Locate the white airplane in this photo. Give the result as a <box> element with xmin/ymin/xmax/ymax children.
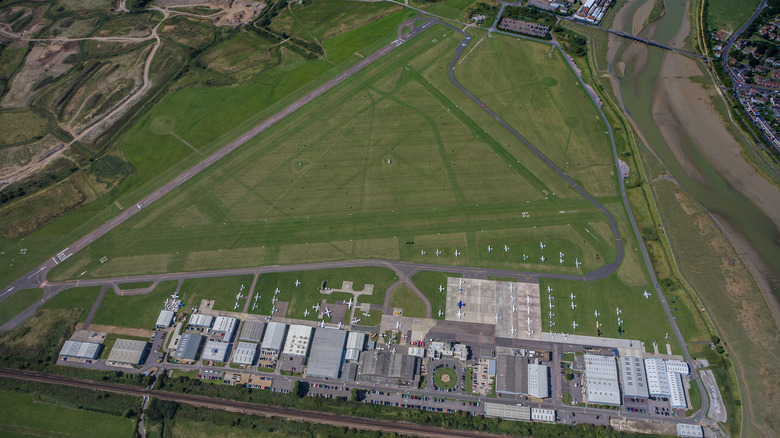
<box><xmin>539</xmin><ymin>242</ymin><xmax>546</xmax><ymax>249</ymax></box>
<box><xmin>295</xmin><ymin>279</ymin><xmax>301</xmax><ymax>287</ymax></box>
<box><xmin>318</xmin><ymin>320</ymin><xmax>326</xmax><ymax>328</ymax></box>
<box><xmin>439</xmin><ymin>285</ymin><xmax>444</xmax><ymax>292</ymax></box>
<box><xmin>540</xmin><ymin>256</ymin><xmax>547</xmax><ymax>262</ymax></box>
<box><xmin>421</xmin><ymin>250</ymin><xmax>426</xmax><ymax>256</ymax></box>
<box><xmin>510</xmin><ymin>295</ymin><xmax>516</xmax><ymax>302</ymax></box>
<box><xmin>616</xmin><ymin>307</ymin><xmax>622</xmax><ymax>315</ymax></box>
<box><xmin>352</xmin><ymin>318</ymin><xmax>361</xmax><ymax>324</ymax></box>
<box><xmin>572</xmin><ymin>321</ymin><xmax>578</xmax><ymax>330</ymax></box>
<box><xmin>570</xmin><ymin>302</ymin><xmax>577</xmax><ymax>310</ymax></box>
<box><xmin>363</xmin><ymin>312</ymin><xmax>371</xmax><ymax>317</ymax></box>
<box><xmin>643</xmin><ymin>290</ymin><xmax>652</xmax><ymax>299</ymax></box>
<box><xmin>323</xmin><ymin>307</ymin><xmax>332</xmax><ymax>317</ymax></box>
<box><xmin>575</xmin><ymin>258</ymin><xmax>581</xmax><ymax>269</ymax></box>
<box><xmin>559</xmin><ymin>252</ymin><xmax>565</xmax><ymax>258</ymax></box>
<box><xmin>274</xmin><ymin>288</ymin><xmax>280</xmax><ymax>295</ymax></box>
<box><xmin>548</xmin><ymin>301</ymin><xmax>554</xmax><ymax>309</ymax></box>
<box><xmin>488</xmin><ymin>245</ymin><xmax>493</xmax><ymax>253</ymax></box>
<box><xmin>171</xmin><ymin>292</ymin><xmax>178</xmax><ymax>299</ymax></box>
<box><xmin>523</xmin><ymin>254</ymin><xmax>528</xmax><ymax>261</ymax></box>
<box><xmin>252</xmin><ymin>303</ymin><xmax>257</xmax><ymax>311</ymax></box>
<box><xmin>271</xmin><ymin>297</ymin><xmax>277</xmax><ymax>304</ymax></box>
<box><xmin>549</xmin><ymin>311</ymin><xmax>554</xmax><ymax>319</ymax></box>
<box><xmin>570</xmin><ymin>293</ymin><xmax>576</xmax><ymax>301</ymax></box>
<box><xmin>454</xmin><ymin>250</ymin><xmax>460</xmax><ymax>257</ymax></box>
<box><xmin>344</xmin><ymin>298</ymin><xmax>354</xmax><ymax>309</ymax></box>
<box><xmin>594</xmin><ymin>310</ymin><xmax>600</xmax><ymax>318</ymax></box>
<box><xmin>559</xmin><ymin>258</ymin><xmax>564</xmax><ymax>265</ymax></box>
<box><xmin>395</xmin><ymin>321</ymin><xmax>401</xmax><ymax>330</ymax></box>
<box><xmin>435</xmin><ymin>249</ymin><xmax>441</xmax><ymax>256</ymax></box>
<box><xmin>313</xmin><ymin>303</ymin><xmax>321</xmax><ymax>312</ymax></box>
<box><xmin>526</xmin><ymin>295</ymin><xmax>531</xmax><ymax>304</ymax></box>
<box><xmin>527</xmin><ymin>316</ymin><xmax>532</xmax><ymax>325</ymax></box>
<box><xmin>547</xmin><ymin>285</ymin><xmax>553</xmax><ymax>293</ymax></box>
<box><xmin>510</xmin><ymin>326</ymin><xmax>517</xmax><ymax>335</ymax></box>
<box><xmin>236</xmin><ymin>293</ymin><xmax>242</xmax><ymax>300</ymax></box>
<box><xmin>495</xmin><ymin>313</ymin><xmax>501</xmax><ymax>322</ymax></box>
<box><xmin>512</xmin><ymin>304</ymin><xmax>518</xmax><ymax>312</ymax></box>
<box><xmin>617</xmin><ymin>317</ymin><xmax>623</xmax><ymax>325</ymax></box>
<box><xmin>338</xmin><ymin>322</ymin><xmax>344</xmax><ymax>330</ymax></box>
<box><xmin>504</xmin><ymin>245</ymin><xmax>510</xmax><ymax>252</ymax></box>
<box><xmin>240</xmin><ymin>284</ymin><xmax>245</xmax><ymax>291</ymax></box>
<box><xmin>459</xmin><ymin>279</ymin><xmax>465</xmax><ymax>286</ymax></box>
<box><xmin>664</xmin><ymin>333</ymin><xmax>670</xmax><ymax>340</ymax></box>
<box><xmin>254</xmin><ymin>294</ymin><xmax>260</xmax><ymax>301</ymax></box>
<box><xmin>438</xmin><ymin>309</ymin><xmax>443</xmax><ymax>317</ymax></box>
<box><xmin>457</xmin><ymin>309</ymin><xmax>464</xmax><ymax>319</ymax></box>
<box><xmin>271</xmin><ymin>306</ymin><xmax>278</xmax><ymax>314</ymax></box>
<box><xmin>234</xmin><ymin>302</ymin><xmax>239</xmax><ymax>310</ymax></box>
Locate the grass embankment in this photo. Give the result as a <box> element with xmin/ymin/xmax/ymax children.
<box><xmin>38</xmin><ymin>286</ymin><xmax>102</xmax><ymax>322</ymax></box>
<box><xmin>0</xmin><ymin>289</ymin><xmax>43</xmax><ymax>326</ymax></box>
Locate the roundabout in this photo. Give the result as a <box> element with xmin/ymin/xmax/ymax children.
<box><xmin>433</xmin><ymin>366</ymin><xmax>458</xmax><ymax>391</ymax></box>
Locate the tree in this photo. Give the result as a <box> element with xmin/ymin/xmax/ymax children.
<box><xmin>749</xmin><ymin>55</ymin><xmax>760</xmax><ymax>67</ymax></box>
<box><xmin>350</xmin><ymin>388</ymin><xmax>360</xmax><ymax>402</ymax></box>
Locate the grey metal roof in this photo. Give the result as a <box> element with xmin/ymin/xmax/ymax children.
<box><xmin>619</xmin><ymin>356</ymin><xmax>649</xmax><ymax>398</ymax></box>
<box><xmin>240</xmin><ymin>320</ymin><xmax>265</xmax><ymax>343</ymax></box>
<box><xmin>59</xmin><ymin>340</ymin><xmax>101</xmax><ymax>359</ymax></box>
<box><xmin>527</xmin><ymin>363</ymin><xmax>549</xmax><ymax>399</ymax></box>
<box><xmin>232</xmin><ymin>342</ymin><xmax>258</xmax><ymax>366</ymax></box>
<box><xmin>201</xmin><ymin>340</ymin><xmax>230</xmax><ymax>362</ymax></box>
<box><xmin>261</xmin><ymin>322</ymin><xmax>287</xmax><ymax>351</ymax></box>
<box><xmin>174</xmin><ymin>333</ymin><xmax>204</xmax><ymax>361</ymax></box>
<box><xmin>107</xmin><ymin>339</ymin><xmax>148</xmax><ymax>364</ymax></box>
<box><xmin>306</xmin><ymin>328</ymin><xmax>347</xmax><ymax>379</ymax></box>
<box><xmin>156</xmin><ymin>310</ymin><xmax>175</xmax><ymax>328</ymax></box>
<box><xmin>496</xmin><ymin>354</ymin><xmax>527</xmax><ymax>395</ymax></box>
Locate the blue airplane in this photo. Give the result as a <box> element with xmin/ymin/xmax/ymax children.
<box><xmin>458</xmin><ymin>300</ymin><xmax>464</xmax><ymax>309</ymax></box>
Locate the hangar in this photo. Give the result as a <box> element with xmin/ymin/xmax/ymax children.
<box><xmin>202</xmin><ymin>340</ymin><xmax>231</xmax><ymax>362</ymax></box>
<box><xmin>173</xmin><ymin>333</ymin><xmax>204</xmax><ymax>362</ymax></box>
<box><xmin>283</xmin><ymin>325</ymin><xmax>313</xmax><ymax>357</ymax></box>
<box><xmin>307</xmin><ymin>328</ymin><xmax>347</xmax><ymax>379</ymax></box>
<box><xmin>107</xmin><ymin>339</ymin><xmax>148</xmax><ymax>365</ymax></box>
<box><xmin>156</xmin><ymin>310</ymin><xmax>175</xmax><ymax>329</ymax></box>
<box><xmin>584</xmin><ymin>354</ymin><xmax>621</xmax><ymax>406</ymax></box>
<box><xmin>59</xmin><ymin>341</ymin><xmax>101</xmax><ymax>360</ymax></box>
<box><xmin>188</xmin><ymin>314</ymin><xmax>214</xmax><ymax>328</ymax></box>
<box><xmin>261</xmin><ymin>322</ymin><xmax>287</xmax><ymax>357</ymax></box>
<box><xmin>232</xmin><ymin>342</ymin><xmax>258</xmax><ymax>366</ymax></box>
<box><xmin>619</xmin><ymin>356</ymin><xmax>649</xmax><ymax>398</ymax></box>
<box><xmin>240</xmin><ymin>320</ymin><xmax>266</xmax><ymax>343</ymax></box>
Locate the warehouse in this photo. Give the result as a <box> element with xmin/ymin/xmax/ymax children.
<box><xmin>527</xmin><ymin>362</ymin><xmax>550</xmax><ymax>399</ymax></box>
<box><xmin>666</xmin><ymin>360</ymin><xmax>689</xmax><ymax>375</ymax></box>
<box><xmin>345</xmin><ymin>331</ymin><xmax>366</xmax><ymax>362</ymax></box>
<box><xmin>584</xmin><ymin>354</ymin><xmax>621</xmax><ymax>406</ymax></box>
<box><xmin>282</xmin><ymin>324</ymin><xmax>313</xmax><ymax>357</ymax></box>
<box><xmin>212</xmin><ymin>316</ymin><xmax>238</xmax><ymax>339</ymax></box>
<box><xmin>156</xmin><ymin>310</ymin><xmax>175</xmax><ymax>328</ymax></box>
<box><xmin>484</xmin><ymin>403</ymin><xmax>531</xmax><ymax>421</ymax></box>
<box><xmin>240</xmin><ymin>320</ymin><xmax>265</xmax><ymax>343</ymax></box>
<box><xmin>188</xmin><ymin>314</ymin><xmax>214</xmax><ymax>329</ymax></box>
<box><xmin>261</xmin><ymin>322</ymin><xmax>287</xmax><ymax>358</ymax></box>
<box><xmin>107</xmin><ymin>339</ymin><xmax>148</xmax><ymax>365</ymax></box>
<box><xmin>358</xmin><ymin>350</ymin><xmax>420</xmax><ymax>386</ymax></box>
<box><xmin>59</xmin><ymin>340</ymin><xmax>101</xmax><ymax>360</ymax></box>
<box><xmin>531</xmin><ymin>408</ymin><xmax>556</xmax><ymax>422</ymax></box>
<box><xmin>232</xmin><ymin>342</ymin><xmax>258</xmax><ymax>366</ymax></box>
<box><xmin>307</xmin><ymin>328</ymin><xmax>347</xmax><ymax>379</ymax></box>
<box><xmin>202</xmin><ymin>340</ymin><xmax>231</xmax><ymax>362</ymax></box>
<box><xmin>645</xmin><ymin>358</ymin><xmax>671</xmax><ymax>396</ymax></box>
<box><xmin>173</xmin><ymin>333</ymin><xmax>205</xmax><ymax>362</ymax></box>
<box><xmin>668</xmin><ymin>371</ymin><xmax>687</xmax><ymax>408</ymax></box>
<box><xmin>619</xmin><ymin>356</ymin><xmax>649</xmax><ymax>398</ymax></box>
<box><xmin>496</xmin><ymin>354</ymin><xmax>528</xmax><ymax>395</ymax></box>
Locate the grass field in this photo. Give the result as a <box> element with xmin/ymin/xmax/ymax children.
<box><xmin>0</xmin><ymin>390</ymin><xmax>136</xmax><ymax>437</ymax></box>
<box><xmin>0</xmin><ymin>110</ymin><xmax>49</xmax><ymax>145</ymax></box>
<box><xmin>389</xmin><ymin>285</ymin><xmax>426</xmax><ymax>318</ymax></box>
<box><xmin>38</xmin><ymin>286</ymin><xmax>101</xmax><ymax>322</ymax></box>
<box><xmin>49</xmin><ymin>24</ymin><xmax>618</xmax><ymax>284</ymax></box>
<box><xmin>117</xmin><ymin>281</ymin><xmax>153</xmax><ymax>290</ymax></box>
<box><xmin>411</xmin><ymin>270</ymin><xmax>462</xmax><ymax>319</ymax></box>
<box><xmin>92</xmin><ymin>280</ymin><xmax>178</xmax><ymax>329</ymax></box>
<box><xmin>180</xmin><ymin>275</ymin><xmax>253</xmax><ymax>312</ymax></box>
<box><xmin>0</xmin><ymin>288</ymin><xmax>43</xmax><ymax>326</ymax></box>
<box><xmin>707</xmin><ymin>0</ymin><xmax>761</xmax><ymax>33</ymax></box>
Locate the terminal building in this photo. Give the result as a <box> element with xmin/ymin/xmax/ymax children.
<box><xmin>358</xmin><ymin>350</ymin><xmax>420</xmax><ymax>387</ymax></box>
<box><xmin>307</xmin><ymin>328</ymin><xmax>347</xmax><ymax>379</ymax></box>
<box><xmin>232</xmin><ymin>342</ymin><xmax>258</xmax><ymax>366</ymax></box>
<box><xmin>428</xmin><ymin>342</ymin><xmax>469</xmax><ymax>361</ymax></box>
<box><xmin>155</xmin><ymin>310</ymin><xmax>175</xmax><ymax>329</ymax></box>
<box><xmin>212</xmin><ymin>316</ymin><xmax>238</xmax><ymax>339</ymax></box>
<box><xmin>527</xmin><ymin>362</ymin><xmax>550</xmax><ymax>399</ymax></box>
<box><xmin>201</xmin><ymin>340</ymin><xmax>231</xmax><ymax>362</ymax></box>
<box><xmin>188</xmin><ymin>314</ymin><xmax>214</xmax><ymax>329</ymax></box>
<box><xmin>173</xmin><ymin>333</ymin><xmax>204</xmax><ymax>363</ymax></box>
<box><xmin>619</xmin><ymin>356</ymin><xmax>649</xmax><ymax>399</ymax></box>
<box><xmin>261</xmin><ymin>322</ymin><xmax>287</xmax><ymax>358</ymax></box>
<box><xmin>645</xmin><ymin>358</ymin><xmax>671</xmax><ymax>397</ymax></box>
<box><xmin>282</xmin><ymin>325</ymin><xmax>313</xmax><ymax>357</ymax></box>
<box><xmin>240</xmin><ymin>320</ymin><xmax>266</xmax><ymax>343</ymax></box>
<box><xmin>59</xmin><ymin>341</ymin><xmax>102</xmax><ymax>360</ymax></box>
<box><xmin>107</xmin><ymin>339</ymin><xmax>148</xmax><ymax>365</ymax></box>
<box><xmin>584</xmin><ymin>354</ymin><xmax>621</xmax><ymax>406</ymax></box>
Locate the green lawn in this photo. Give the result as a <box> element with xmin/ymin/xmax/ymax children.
<box><xmin>180</xmin><ymin>275</ymin><xmax>253</xmax><ymax>312</ymax></box>
<box><xmin>433</xmin><ymin>366</ymin><xmax>457</xmax><ymax>390</ymax></box>
<box><xmin>0</xmin><ymin>288</ymin><xmax>43</xmax><ymax>326</ymax></box>
<box><xmin>388</xmin><ymin>285</ymin><xmax>426</xmax><ymax>318</ymax></box>
<box><xmin>39</xmin><ymin>286</ymin><xmax>101</xmax><ymax>322</ymax></box>
<box><xmin>357</xmin><ymin>310</ymin><xmax>382</xmax><ymax>327</ymax></box>
<box><xmin>0</xmin><ymin>390</ymin><xmax>136</xmax><ymax>436</ymax></box>
<box><xmin>117</xmin><ymin>281</ymin><xmax>153</xmax><ymax>290</ymax></box>
<box><xmin>707</xmin><ymin>0</ymin><xmax>761</xmax><ymax>33</ymax></box>
<box><xmin>92</xmin><ymin>280</ymin><xmax>178</xmax><ymax>329</ymax></box>
<box><xmin>411</xmin><ymin>270</ymin><xmax>462</xmax><ymax>319</ymax></box>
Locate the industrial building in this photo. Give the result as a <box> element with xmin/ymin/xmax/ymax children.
<box><xmin>188</xmin><ymin>313</ymin><xmax>214</xmax><ymax>328</ymax></box>
<box><xmin>619</xmin><ymin>356</ymin><xmax>649</xmax><ymax>398</ymax></box>
<box><xmin>212</xmin><ymin>316</ymin><xmax>238</xmax><ymax>339</ymax></box>
<box><xmin>173</xmin><ymin>333</ymin><xmax>205</xmax><ymax>362</ymax></box>
<box><xmin>645</xmin><ymin>358</ymin><xmax>671</xmax><ymax>396</ymax></box>
<box><xmin>156</xmin><ymin>310</ymin><xmax>175</xmax><ymax>328</ymax></box>
<box><xmin>341</xmin><ymin>362</ymin><xmax>359</xmax><ymax>381</ymax></box>
<box><xmin>201</xmin><ymin>340</ymin><xmax>231</xmax><ymax>362</ymax></box>
<box><xmin>668</xmin><ymin>371</ymin><xmax>687</xmax><ymax>408</ymax></box>
<box><xmin>484</xmin><ymin>403</ymin><xmax>531</xmax><ymax>421</ymax></box>
<box><xmin>282</xmin><ymin>325</ymin><xmax>313</xmax><ymax>357</ymax></box>
<box><xmin>666</xmin><ymin>360</ymin><xmax>689</xmax><ymax>375</ymax></box>
<box><xmin>427</xmin><ymin>342</ymin><xmax>469</xmax><ymax>361</ymax></box>
<box><xmin>261</xmin><ymin>322</ymin><xmax>287</xmax><ymax>358</ymax></box>
<box><xmin>107</xmin><ymin>339</ymin><xmax>148</xmax><ymax>365</ymax></box>
<box><xmin>531</xmin><ymin>408</ymin><xmax>556</xmax><ymax>422</ymax></box>
<box><xmin>307</xmin><ymin>328</ymin><xmax>347</xmax><ymax>379</ymax></box>
<box><xmin>527</xmin><ymin>362</ymin><xmax>550</xmax><ymax>399</ymax></box>
<box><xmin>345</xmin><ymin>331</ymin><xmax>366</xmax><ymax>362</ymax></box>
<box><xmin>232</xmin><ymin>342</ymin><xmax>258</xmax><ymax>366</ymax></box>
<box><xmin>358</xmin><ymin>350</ymin><xmax>420</xmax><ymax>386</ymax></box>
<box><xmin>407</xmin><ymin>346</ymin><xmax>425</xmax><ymax>358</ymax></box>
<box><xmin>584</xmin><ymin>354</ymin><xmax>621</xmax><ymax>406</ymax></box>
<box><xmin>240</xmin><ymin>320</ymin><xmax>265</xmax><ymax>343</ymax></box>
<box><xmin>496</xmin><ymin>354</ymin><xmax>528</xmax><ymax>395</ymax></box>
<box><xmin>59</xmin><ymin>341</ymin><xmax>101</xmax><ymax>360</ymax></box>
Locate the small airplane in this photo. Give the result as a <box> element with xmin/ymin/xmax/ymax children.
<box><xmin>435</xmin><ymin>249</ymin><xmax>441</xmax><ymax>256</ymax></box>
<box><xmin>559</xmin><ymin>257</ymin><xmax>564</xmax><ymax>265</ymax></box>
<box><xmin>643</xmin><ymin>290</ymin><xmax>652</xmax><ymax>299</ymax></box>
<box><xmin>572</xmin><ymin>321</ymin><xmax>578</xmax><ymax>330</ymax></box>
<box><xmin>271</xmin><ymin>306</ymin><xmax>278</xmax><ymax>314</ymax></box>
<box><xmin>512</xmin><ymin>304</ymin><xmax>518</xmax><ymax>312</ymax></box>
<box><xmin>271</xmin><ymin>297</ymin><xmax>277</xmax><ymax>304</ymax></box>
<box><xmin>616</xmin><ymin>307</ymin><xmax>622</xmax><ymax>315</ymax></box>
<box><xmin>540</xmin><ymin>256</ymin><xmax>547</xmax><ymax>262</ymax></box>
<box><xmin>510</xmin><ymin>326</ymin><xmax>517</xmax><ymax>335</ymax></box>
<box><xmin>344</xmin><ymin>298</ymin><xmax>354</xmax><ymax>309</ymax></box>
<box><xmin>459</xmin><ymin>278</ymin><xmax>465</xmax><ymax>286</ymax></box>
<box><xmin>254</xmin><ymin>294</ymin><xmax>260</xmax><ymax>301</ymax></box>
<box><xmin>594</xmin><ymin>310</ymin><xmax>600</xmax><ymax>318</ymax></box>
<box><xmin>549</xmin><ymin>311</ymin><xmax>554</xmax><ymax>319</ymax></box>
<box><xmin>421</xmin><ymin>250</ymin><xmax>426</xmax><ymax>256</ymax></box>
<box><xmin>457</xmin><ymin>300</ymin><xmax>464</xmax><ymax>309</ymax></box>
<box><xmin>510</xmin><ymin>295</ymin><xmax>516</xmax><ymax>302</ymax></box>
<box><xmin>363</xmin><ymin>311</ymin><xmax>371</xmax><ymax>317</ymax></box>
<box><xmin>523</xmin><ymin>254</ymin><xmax>528</xmax><ymax>261</ymax></box>
<box><xmin>234</xmin><ymin>302</ymin><xmax>239</xmax><ymax>310</ymax></box>
<box><xmin>540</xmin><ymin>242</ymin><xmax>546</xmax><ymax>249</ymax></box>
<box><xmin>495</xmin><ymin>313</ymin><xmax>501</xmax><ymax>322</ymax></box>
<box><xmin>547</xmin><ymin>286</ymin><xmax>553</xmax><ymax>293</ymax></box>
<box><xmin>323</xmin><ymin>307</ymin><xmax>332</xmax><ymax>317</ymax></box>
<box><xmin>236</xmin><ymin>293</ymin><xmax>243</xmax><ymax>300</ymax></box>
<box><xmin>488</xmin><ymin>245</ymin><xmax>493</xmax><ymax>253</ymax></box>
<box><xmin>570</xmin><ymin>302</ymin><xmax>577</xmax><ymax>310</ymax></box>
<box><xmin>240</xmin><ymin>284</ymin><xmax>245</xmax><ymax>291</ymax></box>
<box><xmin>295</xmin><ymin>279</ymin><xmax>301</xmax><ymax>287</ymax></box>
<box><xmin>664</xmin><ymin>333</ymin><xmax>670</xmax><ymax>340</ymax></box>
<box><xmin>304</xmin><ymin>309</ymin><xmax>310</xmax><ymax>317</ymax></box>
<box><xmin>438</xmin><ymin>285</ymin><xmax>444</xmax><ymax>292</ymax></box>
<box><xmin>274</xmin><ymin>288</ymin><xmax>280</xmax><ymax>295</ymax></box>
<box><xmin>548</xmin><ymin>301</ymin><xmax>554</xmax><ymax>309</ymax></box>
<box><xmin>337</xmin><ymin>321</ymin><xmax>344</xmax><ymax>330</ymax></box>
<box><xmin>617</xmin><ymin>317</ymin><xmax>623</xmax><ymax>325</ymax></box>
<box><xmin>318</xmin><ymin>320</ymin><xmax>326</xmax><ymax>328</ymax></box>
<box><xmin>313</xmin><ymin>303</ymin><xmax>321</xmax><ymax>312</ymax></box>
<box><xmin>559</xmin><ymin>252</ymin><xmax>565</xmax><ymax>258</ymax></box>
<box><xmin>352</xmin><ymin>318</ymin><xmax>361</xmax><ymax>324</ymax></box>
<box><xmin>457</xmin><ymin>309</ymin><xmax>464</xmax><ymax>319</ymax></box>
<box><xmin>527</xmin><ymin>316</ymin><xmax>532</xmax><ymax>325</ymax></box>
<box><xmin>395</xmin><ymin>321</ymin><xmax>401</xmax><ymax>330</ymax></box>
<box><xmin>570</xmin><ymin>293</ymin><xmax>576</xmax><ymax>301</ymax></box>
<box><xmin>575</xmin><ymin>258</ymin><xmax>581</xmax><ymax>269</ymax></box>
<box><xmin>252</xmin><ymin>303</ymin><xmax>257</xmax><ymax>311</ymax></box>
<box><xmin>504</xmin><ymin>245</ymin><xmax>510</xmax><ymax>252</ymax></box>
<box><xmin>526</xmin><ymin>295</ymin><xmax>531</xmax><ymax>304</ymax></box>
<box><xmin>438</xmin><ymin>309</ymin><xmax>443</xmax><ymax>317</ymax></box>
<box><xmin>454</xmin><ymin>250</ymin><xmax>460</xmax><ymax>257</ymax></box>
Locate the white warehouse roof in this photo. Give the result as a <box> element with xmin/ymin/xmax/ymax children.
<box><xmin>261</xmin><ymin>322</ymin><xmax>287</xmax><ymax>352</ymax></box>
<box><xmin>283</xmin><ymin>325</ymin><xmax>313</xmax><ymax>357</ymax></box>
<box><xmin>645</xmin><ymin>358</ymin><xmax>671</xmax><ymax>396</ymax></box>
<box><xmin>345</xmin><ymin>332</ymin><xmax>366</xmax><ymax>362</ymax></box>
<box><xmin>212</xmin><ymin>316</ymin><xmax>237</xmax><ymax>336</ymax></box>
<box><xmin>232</xmin><ymin>342</ymin><xmax>258</xmax><ymax>366</ymax></box>
<box><xmin>584</xmin><ymin>354</ymin><xmax>621</xmax><ymax>406</ymax></box>
<box><xmin>201</xmin><ymin>340</ymin><xmax>230</xmax><ymax>362</ymax></box>
<box><xmin>668</xmin><ymin>371</ymin><xmax>687</xmax><ymax>408</ymax></box>
<box><xmin>156</xmin><ymin>310</ymin><xmax>175</xmax><ymax>328</ymax></box>
<box><xmin>188</xmin><ymin>313</ymin><xmax>214</xmax><ymax>328</ymax></box>
<box><xmin>528</xmin><ymin>363</ymin><xmax>549</xmax><ymax>399</ymax></box>
<box><xmin>619</xmin><ymin>356</ymin><xmax>649</xmax><ymax>398</ymax></box>
<box><xmin>666</xmin><ymin>360</ymin><xmax>689</xmax><ymax>375</ymax></box>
